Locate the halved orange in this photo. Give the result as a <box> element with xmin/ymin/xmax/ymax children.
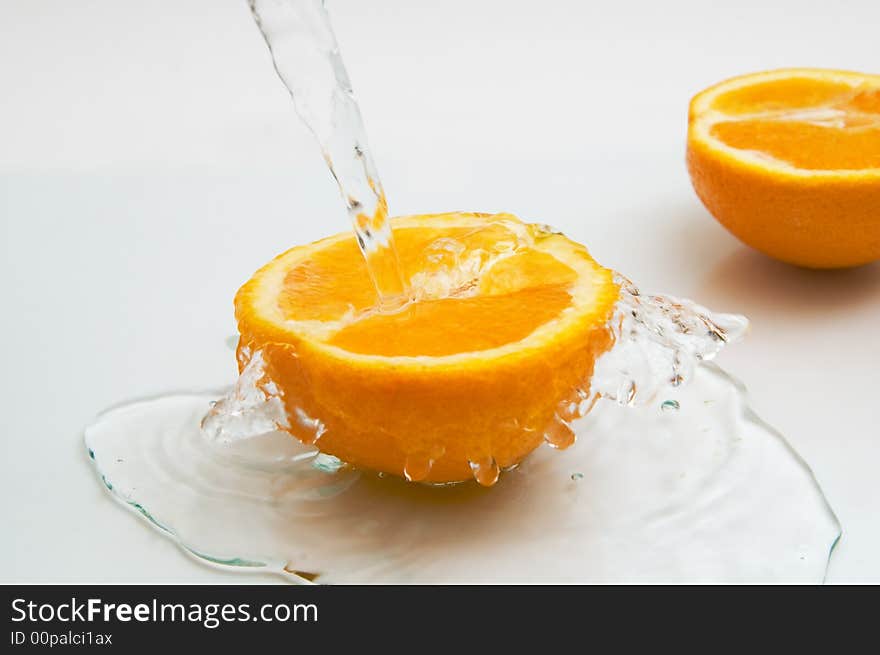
<box><xmin>234</xmin><ymin>212</ymin><xmax>619</xmax><ymax>485</ymax></box>
<box><xmin>687</xmin><ymin>68</ymin><xmax>880</xmax><ymax>268</ymax></box>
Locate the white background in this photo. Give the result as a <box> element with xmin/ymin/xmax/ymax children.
<box><xmin>1</xmin><ymin>0</ymin><xmax>878</xmax><ymax>583</ymax></box>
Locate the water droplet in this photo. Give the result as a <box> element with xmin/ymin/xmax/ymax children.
<box><xmin>533</xmin><ymin>223</ymin><xmax>563</xmax><ymax>238</ymax></box>
<box><xmin>661</xmin><ymin>399</ymin><xmax>680</xmax><ymax>413</ymax></box>
<box><xmin>570</xmin><ymin>472</ymin><xmax>584</xmax><ymax>481</ymax></box>
<box><xmin>611</xmin><ymin>379</ymin><xmax>637</xmax><ymax>406</ymax></box>
<box><xmin>294</xmin><ymin>407</ymin><xmax>326</xmax><ymax>445</ymax></box>
<box><xmin>544</xmin><ymin>415</ymin><xmax>576</xmax><ymax>450</ymax></box>
<box><xmin>403</xmin><ymin>452</ymin><xmax>435</xmax><ymax>483</ymax></box>
<box><xmin>558</xmin><ymin>401</ymin><xmax>579</xmax><ymax>422</ymax></box>
<box><xmin>578</xmin><ymin>391</ymin><xmax>599</xmax><ymax>418</ymax></box>
<box><xmin>556</xmin><ymin>388</ymin><xmax>590</xmax><ymax>422</ymax></box>
<box><xmin>311</xmin><ymin>453</ymin><xmax>345</xmax><ymax>473</ymax></box>
<box><xmin>468</xmin><ymin>456</ymin><xmax>500</xmax><ymax>487</ymax></box>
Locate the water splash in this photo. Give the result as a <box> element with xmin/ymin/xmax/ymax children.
<box><xmin>590</xmin><ymin>274</ymin><xmax>749</xmax><ymax>407</ymax></box>
<box><xmin>200</xmin><ymin>350</ymin><xmax>290</xmax><ymax>443</ymax></box>
<box><xmin>408</xmin><ymin>217</ymin><xmax>532</xmax><ymax>301</ymax></box>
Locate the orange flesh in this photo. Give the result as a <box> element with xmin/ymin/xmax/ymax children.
<box><xmin>710</xmin><ymin>78</ymin><xmax>856</xmax><ymax>114</ymax></box>
<box><xmin>711</xmin><ymin>120</ymin><xmax>880</xmax><ymax>170</ymax></box>
<box><xmin>279</xmin><ymin>227</ymin><xmax>455</xmax><ymax>322</ymax></box>
<box><xmin>279</xmin><ymin>224</ymin><xmax>581</xmax><ymax>356</ymax></box>
<box><xmin>708</xmin><ymin>78</ymin><xmax>880</xmax><ymax>170</ymax></box>
<box><xmin>329</xmin><ymin>285</ymin><xmax>572</xmax><ymax>356</ymax></box>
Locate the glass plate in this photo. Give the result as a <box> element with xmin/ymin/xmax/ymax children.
<box><xmin>84</xmin><ymin>362</ymin><xmax>840</xmax><ymax>583</ymax></box>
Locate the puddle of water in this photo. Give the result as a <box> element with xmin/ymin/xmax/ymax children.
<box><xmin>85</xmin><ymin>358</ymin><xmax>839</xmax><ymax>583</ymax></box>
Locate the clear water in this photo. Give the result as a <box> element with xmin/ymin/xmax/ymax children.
<box><xmin>248</xmin><ymin>0</ymin><xmax>406</xmax><ymax>308</ymax></box>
